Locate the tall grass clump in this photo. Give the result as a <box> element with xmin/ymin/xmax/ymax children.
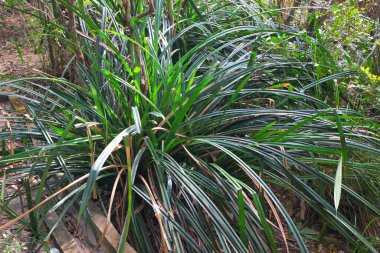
<box><xmin>0</xmin><ymin>0</ymin><xmax>379</xmax><ymax>252</ymax></box>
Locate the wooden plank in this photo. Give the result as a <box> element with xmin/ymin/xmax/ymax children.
<box><xmin>5</xmin><ymin>192</ymin><xmax>83</xmax><ymax>252</ymax></box>
<box><xmin>45</xmin><ymin>211</ymin><xmax>83</xmax><ymax>253</ymax></box>
<box><xmin>87</xmin><ymin>200</ymin><xmax>136</xmax><ymax>253</ymax></box>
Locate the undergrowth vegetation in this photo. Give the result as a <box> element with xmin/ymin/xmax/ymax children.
<box><xmin>0</xmin><ymin>0</ymin><xmax>379</xmax><ymax>252</ymax></box>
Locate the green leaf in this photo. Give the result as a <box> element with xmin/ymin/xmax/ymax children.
<box><xmin>77</xmin><ymin>126</ymin><xmax>136</xmax><ymax>220</ymax></box>
<box><xmin>334</xmin><ymin>156</ymin><xmax>343</xmax><ymax>212</ymax></box>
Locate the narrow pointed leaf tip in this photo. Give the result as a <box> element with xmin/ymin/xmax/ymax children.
<box><xmin>132</xmin><ymin>107</ymin><xmax>142</xmax><ymax>134</ymax></box>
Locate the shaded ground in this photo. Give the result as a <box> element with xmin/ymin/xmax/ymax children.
<box><xmin>0</xmin><ymin>7</ymin><xmax>44</xmax><ymax>252</ymax></box>
<box><xmin>0</xmin><ymin>9</ymin><xmax>42</xmax><ymax>78</ymax></box>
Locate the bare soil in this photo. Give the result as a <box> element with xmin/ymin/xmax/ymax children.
<box><xmin>0</xmin><ymin>9</ymin><xmax>42</xmax><ymax>79</ymax></box>
<box><xmin>0</xmin><ymin>7</ymin><xmax>45</xmax><ymax>252</ymax></box>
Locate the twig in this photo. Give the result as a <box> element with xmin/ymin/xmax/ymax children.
<box><xmin>361</xmin><ymin>40</ymin><xmax>380</xmax><ymax>66</ymax></box>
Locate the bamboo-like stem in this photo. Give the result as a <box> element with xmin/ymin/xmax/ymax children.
<box><xmin>122</xmin><ymin>0</ymin><xmax>132</xmax><ymax>33</ymax></box>
<box><xmin>117</xmin><ymin>136</ymin><xmax>133</xmax><ymax>253</ymax></box>
<box><xmin>136</xmin><ymin>0</ymin><xmax>155</xmax><ymax>18</ymax></box>
<box><xmin>87</xmin><ymin>126</ymin><xmax>97</xmax><ymax>199</ymax></box>
<box><xmin>167</xmin><ymin>0</ymin><xmax>175</xmax><ymax>38</ymax></box>
<box><xmin>67</xmin><ymin>0</ymin><xmax>85</xmax><ymax>82</ymax></box>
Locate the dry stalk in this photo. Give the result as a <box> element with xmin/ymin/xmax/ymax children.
<box><xmin>238</xmin><ymin>164</ymin><xmax>290</xmax><ymax>253</ymax></box>
<box><xmin>0</xmin><ymin>165</ymin><xmax>126</xmax><ymax>231</ymax></box>
<box><xmin>67</xmin><ymin>0</ymin><xmax>85</xmax><ymax>82</ymax></box>
<box><xmin>139</xmin><ymin>175</ymin><xmax>170</xmax><ymax>253</ymax></box>
<box><xmin>167</xmin><ymin>0</ymin><xmax>175</xmax><ymax>37</ymax></box>
<box><xmin>92</xmin><ymin>168</ymin><xmax>126</xmax><ymax>252</ymax></box>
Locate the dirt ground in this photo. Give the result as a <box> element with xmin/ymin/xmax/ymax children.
<box><xmin>0</xmin><ymin>7</ymin><xmax>45</xmax><ymax>252</ymax></box>
<box><xmin>0</xmin><ymin>9</ymin><xmax>43</xmax><ymax>78</ymax></box>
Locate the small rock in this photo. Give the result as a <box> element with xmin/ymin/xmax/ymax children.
<box><xmin>50</xmin><ymin>248</ymin><xmax>60</xmax><ymax>253</ymax></box>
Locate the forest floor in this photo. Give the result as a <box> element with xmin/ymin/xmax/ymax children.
<box><xmin>0</xmin><ymin>9</ymin><xmax>42</xmax><ymax>79</ymax></box>
<box><xmin>0</xmin><ymin>7</ymin><xmax>44</xmax><ymax>252</ymax></box>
